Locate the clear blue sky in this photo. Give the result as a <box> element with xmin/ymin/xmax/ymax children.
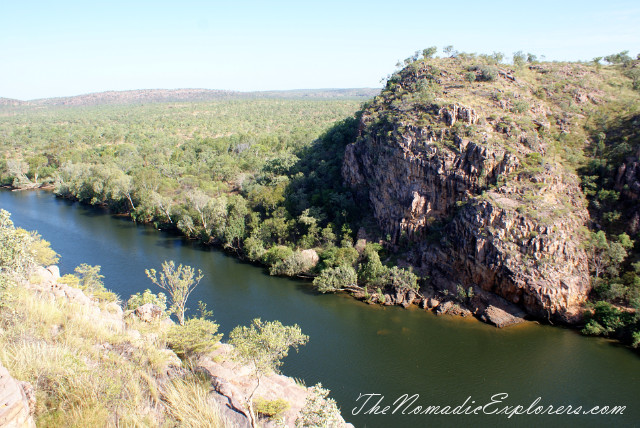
<box><xmin>1</xmin><ymin>0</ymin><xmax>639</xmax><ymax>100</ymax></box>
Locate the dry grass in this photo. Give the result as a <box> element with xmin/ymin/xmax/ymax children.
<box><xmin>0</xmin><ymin>280</ymin><xmax>229</xmax><ymax>427</ymax></box>
<box><xmin>162</xmin><ymin>376</ymin><xmax>233</xmax><ymax>428</ymax></box>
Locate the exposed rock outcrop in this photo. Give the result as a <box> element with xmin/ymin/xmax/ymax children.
<box><xmin>0</xmin><ymin>365</ymin><xmax>35</xmax><ymax>428</ymax></box>
<box><xmin>342</xmin><ymin>60</ymin><xmax>592</xmax><ymax>323</ymax></box>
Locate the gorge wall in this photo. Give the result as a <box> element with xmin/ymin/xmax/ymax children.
<box><xmin>342</xmin><ymin>59</ymin><xmax>596</xmax><ymax>323</ymax></box>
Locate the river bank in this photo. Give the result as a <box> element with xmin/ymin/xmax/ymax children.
<box><xmin>2</xmin><ymin>188</ymin><xmax>639</xmax><ymax>428</ymax></box>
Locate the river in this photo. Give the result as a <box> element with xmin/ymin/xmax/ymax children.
<box><xmin>1</xmin><ymin>189</ymin><xmax>639</xmax><ymax>428</ymax></box>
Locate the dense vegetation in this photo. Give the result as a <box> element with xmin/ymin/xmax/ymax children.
<box><xmin>2</xmin><ymin>49</ymin><xmax>640</xmax><ymax>349</ymax></box>
<box><xmin>0</xmin><ymin>95</ymin><xmax>419</xmax><ymax>302</ymax></box>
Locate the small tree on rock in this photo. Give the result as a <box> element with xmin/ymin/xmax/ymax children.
<box><xmin>229</xmin><ymin>318</ymin><xmax>309</xmax><ymax>428</ymax></box>
<box><xmin>145</xmin><ymin>260</ymin><xmax>203</xmax><ymax>325</ymax></box>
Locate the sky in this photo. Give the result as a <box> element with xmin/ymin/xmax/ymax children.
<box><xmin>1</xmin><ymin>0</ymin><xmax>639</xmax><ymax>100</ymax></box>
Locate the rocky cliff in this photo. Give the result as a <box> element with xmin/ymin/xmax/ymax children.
<box><xmin>342</xmin><ymin>58</ymin><xmax>606</xmax><ymax>323</ymax></box>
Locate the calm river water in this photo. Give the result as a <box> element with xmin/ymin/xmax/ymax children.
<box><xmin>1</xmin><ymin>189</ymin><xmax>639</xmax><ymax>428</ymax></box>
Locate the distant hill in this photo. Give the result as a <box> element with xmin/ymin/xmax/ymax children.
<box><xmin>0</xmin><ymin>97</ymin><xmax>26</xmax><ymax>107</ymax></box>
<box><xmin>7</xmin><ymin>88</ymin><xmax>380</xmax><ymax>107</ymax></box>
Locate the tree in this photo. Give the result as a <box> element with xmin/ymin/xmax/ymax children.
<box><xmin>74</xmin><ymin>263</ymin><xmax>105</xmax><ymax>292</ymax></box>
<box><xmin>145</xmin><ymin>260</ymin><xmax>203</xmax><ymax>325</ymax></box>
<box><xmin>229</xmin><ymin>318</ymin><xmax>309</xmax><ymax>428</ymax></box>
<box><xmin>588</xmin><ymin>231</ymin><xmax>633</xmax><ymax>279</ymax></box>
<box><xmin>512</xmin><ymin>51</ymin><xmax>526</xmax><ymax>66</ymax></box>
<box><xmin>107</xmin><ymin>169</ymin><xmax>137</xmax><ymax>211</ymax></box>
<box><xmin>422</xmin><ymin>46</ymin><xmax>437</xmax><ymax>59</ymax></box>
<box><xmin>381</xmin><ymin>266</ymin><xmax>419</xmax><ymax>290</ymax></box>
<box><xmin>443</xmin><ymin>45</ymin><xmax>456</xmax><ymax>57</ymax></box>
<box><xmin>313</xmin><ymin>266</ymin><xmax>357</xmax><ymax>293</ymax></box>
<box><xmin>295</xmin><ymin>383</ymin><xmax>343</xmax><ymax>428</ymax></box>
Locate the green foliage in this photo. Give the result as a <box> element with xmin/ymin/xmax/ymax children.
<box><xmin>422</xmin><ymin>46</ymin><xmax>437</xmax><ymax>59</ymax></box>
<box><xmin>513</xmin><ymin>51</ymin><xmax>526</xmax><ymax>67</ymax></box>
<box><xmin>469</xmin><ymin>65</ymin><xmax>497</xmax><ymax>82</ymax></box>
<box><xmin>126</xmin><ymin>289</ymin><xmax>168</xmax><ymax>311</ymax></box>
<box><xmin>582</xmin><ymin>301</ymin><xmax>631</xmax><ymax>336</ymax></box>
<box><xmin>321</xmin><ymin>246</ymin><xmax>358</xmax><ymax>269</ymax></box>
<box><xmin>357</xmin><ymin>243</ymin><xmax>387</xmax><ymax>286</ymax></box>
<box><xmin>73</xmin><ymin>263</ymin><xmax>117</xmax><ymax>302</ymax></box>
<box><xmin>229</xmin><ymin>318</ymin><xmax>308</xmax><ymax>428</ymax></box>
<box><xmin>243</xmin><ymin>236</ymin><xmax>266</xmax><ymax>262</ymax></box>
<box><xmin>511</xmin><ymin>100</ymin><xmax>529</xmax><ymax>114</ymax></box>
<box><xmin>0</xmin><ymin>210</ymin><xmax>36</xmax><ymax>278</ymax></box>
<box><xmin>295</xmin><ymin>383</ymin><xmax>343</xmax><ymax>428</ymax></box>
<box><xmin>29</xmin><ymin>233</ymin><xmax>59</xmax><ymax>266</ymax></box>
<box><xmin>229</xmin><ymin>318</ymin><xmax>309</xmax><ymax>376</ymax></box>
<box><xmin>381</xmin><ymin>266</ymin><xmax>419</xmax><ymax>290</ymax></box>
<box><xmin>261</xmin><ymin>245</ymin><xmax>294</xmax><ymax>267</ymax></box>
<box><xmin>313</xmin><ymin>266</ymin><xmax>357</xmax><ymax>293</ymax></box>
<box><xmin>253</xmin><ymin>397</ymin><xmax>290</xmax><ymax>420</ymax></box>
<box><xmin>604</xmin><ymin>50</ymin><xmax>632</xmax><ymax>65</ymax></box>
<box><xmin>166</xmin><ymin>316</ymin><xmax>222</xmax><ymax>360</ymax></box>
<box><xmin>145</xmin><ymin>260</ymin><xmax>203</xmax><ymax>325</ymax></box>
<box><xmin>269</xmin><ymin>251</ymin><xmax>315</xmax><ymax>276</ymax></box>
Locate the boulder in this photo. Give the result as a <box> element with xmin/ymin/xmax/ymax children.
<box><xmin>299</xmin><ymin>249</ymin><xmax>319</xmax><ymax>268</ymax></box>
<box><xmin>0</xmin><ymin>364</ymin><xmax>35</xmax><ymax>428</ymax></box>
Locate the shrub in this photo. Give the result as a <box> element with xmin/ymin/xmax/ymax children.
<box><xmin>126</xmin><ymin>289</ymin><xmax>168</xmax><ymax>311</ymax></box>
<box><xmin>321</xmin><ymin>246</ymin><xmax>359</xmax><ymax>269</ymax></box>
<box><xmin>253</xmin><ymin>397</ymin><xmax>290</xmax><ymax>420</ymax></box>
<box><xmin>581</xmin><ymin>301</ymin><xmax>629</xmax><ymax>336</ymax></box>
<box><xmin>358</xmin><ymin>244</ymin><xmax>387</xmax><ymax>286</ymax></box>
<box><xmin>295</xmin><ymin>383</ymin><xmax>342</xmax><ymax>428</ymax></box>
<box><xmin>261</xmin><ymin>245</ymin><xmax>294</xmax><ymax>267</ymax></box>
<box><xmin>469</xmin><ymin>65</ymin><xmax>498</xmax><ymax>82</ymax></box>
<box><xmin>313</xmin><ymin>266</ymin><xmax>357</xmax><ymax>293</ymax></box>
<box><xmin>29</xmin><ymin>233</ymin><xmax>59</xmax><ymax>266</ymax></box>
<box><xmin>511</xmin><ymin>100</ymin><xmax>529</xmax><ymax>114</ymax></box>
<box><xmin>166</xmin><ymin>317</ymin><xmax>222</xmax><ymax>359</ymax></box>
<box><xmin>381</xmin><ymin>266</ymin><xmax>419</xmax><ymax>290</ymax></box>
<box><xmin>243</xmin><ymin>236</ymin><xmax>266</xmax><ymax>262</ymax></box>
<box><xmin>269</xmin><ymin>251</ymin><xmax>314</xmax><ymax>276</ymax></box>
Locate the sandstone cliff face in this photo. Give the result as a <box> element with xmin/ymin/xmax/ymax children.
<box><xmin>342</xmin><ymin>60</ymin><xmax>592</xmax><ymax>323</ymax></box>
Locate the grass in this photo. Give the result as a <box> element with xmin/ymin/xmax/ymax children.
<box><xmin>0</xmin><ymin>280</ymin><xmax>229</xmax><ymax>427</ymax></box>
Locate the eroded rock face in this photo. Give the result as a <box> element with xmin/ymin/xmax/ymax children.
<box><xmin>343</xmin><ymin>101</ymin><xmax>591</xmax><ymax>323</ymax></box>
<box><xmin>0</xmin><ymin>365</ymin><xmax>35</xmax><ymax>428</ymax></box>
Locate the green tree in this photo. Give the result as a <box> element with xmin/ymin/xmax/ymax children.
<box><xmin>422</xmin><ymin>46</ymin><xmax>437</xmax><ymax>59</ymax></box>
<box><xmin>74</xmin><ymin>263</ymin><xmax>105</xmax><ymax>292</ymax></box>
<box><xmin>145</xmin><ymin>260</ymin><xmax>203</xmax><ymax>325</ymax></box>
<box><xmin>229</xmin><ymin>319</ymin><xmax>309</xmax><ymax>428</ymax></box>
<box><xmin>512</xmin><ymin>51</ymin><xmax>526</xmax><ymax>66</ymax></box>
<box><xmin>295</xmin><ymin>383</ymin><xmax>343</xmax><ymax>428</ymax></box>
<box><xmin>313</xmin><ymin>266</ymin><xmax>357</xmax><ymax>293</ymax></box>
<box><xmin>358</xmin><ymin>244</ymin><xmax>386</xmax><ymax>286</ymax></box>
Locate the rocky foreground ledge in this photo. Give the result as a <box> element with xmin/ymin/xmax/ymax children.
<box><xmin>2</xmin><ymin>265</ymin><xmax>353</xmax><ymax>427</ymax></box>
<box><xmin>0</xmin><ymin>365</ymin><xmax>35</xmax><ymax>428</ymax></box>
